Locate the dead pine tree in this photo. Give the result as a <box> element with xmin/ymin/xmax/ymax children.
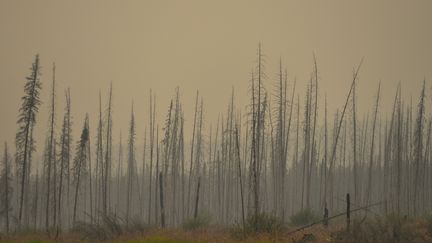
<box><xmin>94</xmin><ymin>91</ymin><xmax>103</xmax><ymax>223</ymax></box>
<box><xmin>72</xmin><ymin>115</ymin><xmax>90</xmax><ymax>224</ymax></box>
<box><xmin>326</xmin><ymin>60</ymin><xmax>362</xmax><ymax>212</ymax></box>
<box><xmin>421</xmin><ymin>120</ymin><xmax>431</xmax><ymax>212</ymax></box>
<box><xmin>395</xmin><ymin>85</ymin><xmax>403</xmax><ymax>215</ymax></box>
<box><xmin>126</xmin><ymin>102</ymin><xmax>136</xmax><ymax>223</ymax></box>
<box><xmin>365</xmin><ymin>83</ymin><xmax>380</xmax><ymax>207</ymax></box>
<box><xmin>292</xmin><ymin>95</ymin><xmax>300</xmax><ymax>213</ymax></box>
<box><xmin>57</xmin><ymin>89</ymin><xmax>72</xmax><ymax>232</ymax></box>
<box><xmin>301</xmin><ymin>83</ymin><xmax>311</xmax><ymax>210</ymax></box>
<box><xmin>161</xmin><ymin>99</ymin><xmax>173</xmax><ymax>225</ymax></box>
<box><xmin>272</xmin><ymin>58</ymin><xmax>287</xmax><ymax>217</ymax></box>
<box><xmin>187</xmin><ymin>91</ymin><xmax>199</xmax><ymax>218</ymax></box>
<box><xmin>148</xmin><ymin>90</ymin><xmax>156</xmax><ymax>224</ymax></box>
<box><xmin>103</xmin><ymin>83</ymin><xmax>113</xmax><ymax>217</ymax></box>
<box><xmin>154</xmin><ymin>127</ymin><xmax>160</xmax><ymax>225</ymax></box>
<box><xmin>413</xmin><ymin>80</ymin><xmax>426</xmax><ymax>216</ymax></box>
<box><xmin>234</xmin><ymin>126</ymin><xmax>245</xmax><ymax>229</ymax></box>
<box><xmin>87</xmin><ymin>118</ymin><xmax>93</xmax><ymax>224</ymax></box>
<box><xmin>44</xmin><ymin>63</ymin><xmax>56</xmax><ymax>231</ymax></box>
<box><xmin>383</xmin><ymin>88</ymin><xmax>399</xmax><ymax>214</ymax></box>
<box><xmin>169</xmin><ymin>89</ymin><xmax>181</xmax><ymax>226</ymax></box>
<box><xmin>194</xmin><ymin>99</ymin><xmax>204</xmax><ymax>221</ymax></box>
<box><xmin>306</xmin><ymin>55</ymin><xmax>319</xmax><ymax>210</ymax></box>
<box><xmin>352</xmin><ymin>78</ymin><xmax>358</xmax><ymax>205</ymax></box>
<box><xmin>321</xmin><ymin>95</ymin><xmax>328</xmax><ymax>209</ymax></box>
<box><xmin>179</xmin><ymin>112</ymin><xmax>186</xmax><ymax>223</ymax></box>
<box><xmin>140</xmin><ymin>128</ymin><xmax>147</xmax><ymax>220</ymax></box>
<box><xmin>52</xmin><ymin>139</ymin><xmax>58</xmax><ymax>229</ymax></box>
<box><xmin>16</xmin><ymin>54</ymin><xmax>42</xmax><ymax>227</ymax></box>
<box><xmin>116</xmin><ymin>132</ymin><xmax>123</xmax><ymax>216</ymax></box>
<box><xmin>283</xmin><ymin>77</ymin><xmax>296</xmax><ymax>219</ymax></box>
<box><xmin>249</xmin><ymin>43</ymin><xmax>266</xmax><ymax>230</ymax></box>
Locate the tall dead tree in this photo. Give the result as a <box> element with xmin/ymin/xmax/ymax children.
<box><xmin>352</xmin><ymin>78</ymin><xmax>358</xmax><ymax>205</ymax></box>
<box><xmin>72</xmin><ymin>115</ymin><xmax>90</xmax><ymax>224</ymax></box>
<box><xmin>126</xmin><ymin>103</ymin><xmax>136</xmax><ymax>222</ymax></box>
<box><xmin>45</xmin><ymin>63</ymin><xmax>56</xmax><ymax>230</ymax></box>
<box><xmin>395</xmin><ymin>84</ymin><xmax>403</xmax><ymax>215</ymax></box>
<box><xmin>187</xmin><ymin>91</ymin><xmax>199</xmax><ymax>218</ymax></box>
<box><xmin>383</xmin><ymin>87</ymin><xmax>399</xmax><ymax>214</ymax></box>
<box><xmin>103</xmin><ymin>83</ymin><xmax>113</xmax><ymax>216</ymax></box>
<box><xmin>140</xmin><ymin>128</ymin><xmax>147</xmax><ymax>220</ymax></box>
<box><xmin>234</xmin><ymin>126</ymin><xmax>245</xmax><ymax>228</ymax></box>
<box><xmin>365</xmin><ymin>83</ymin><xmax>380</xmax><ymax>206</ymax></box>
<box><xmin>57</xmin><ymin>89</ymin><xmax>72</xmax><ymax>231</ymax></box>
<box><xmin>95</xmin><ymin>92</ymin><xmax>103</xmax><ymax>222</ymax></box>
<box><xmin>272</xmin><ymin>58</ymin><xmax>288</xmax><ymax>216</ymax></box>
<box><xmin>321</xmin><ymin>95</ymin><xmax>328</xmax><ymax>209</ymax></box>
<box><xmin>326</xmin><ymin>60</ymin><xmax>362</xmax><ymax>212</ymax></box>
<box><xmin>249</xmin><ymin>43</ymin><xmax>266</xmax><ymax>227</ymax></box>
<box><xmin>179</xmin><ymin>112</ymin><xmax>186</xmax><ymax>223</ymax></box>
<box><xmin>15</xmin><ymin>55</ymin><xmax>42</xmax><ymax>226</ymax></box>
<box><xmin>413</xmin><ymin>80</ymin><xmax>426</xmax><ymax>216</ymax></box>
<box><xmin>306</xmin><ymin>56</ymin><xmax>319</xmax><ymax>210</ymax></box>
<box><xmin>148</xmin><ymin>90</ymin><xmax>156</xmax><ymax>223</ymax></box>
<box><xmin>116</xmin><ymin>132</ymin><xmax>123</xmax><ymax>215</ymax></box>
<box><xmin>301</xmin><ymin>83</ymin><xmax>311</xmax><ymax>209</ymax></box>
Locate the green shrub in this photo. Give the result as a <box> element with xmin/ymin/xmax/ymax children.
<box><xmin>246</xmin><ymin>213</ymin><xmax>285</xmax><ymax>233</ymax></box>
<box><xmin>230</xmin><ymin>212</ymin><xmax>285</xmax><ymax>239</ymax></box>
<box><xmin>71</xmin><ymin>213</ymin><xmax>151</xmax><ymax>241</ymax></box>
<box><xmin>182</xmin><ymin>214</ymin><xmax>212</xmax><ymax>230</ymax></box>
<box><xmin>424</xmin><ymin>212</ymin><xmax>432</xmax><ymax>234</ymax></box>
<box><xmin>289</xmin><ymin>209</ymin><xmax>319</xmax><ymax>226</ymax></box>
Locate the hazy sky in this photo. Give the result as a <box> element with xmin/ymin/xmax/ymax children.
<box><xmin>0</xmin><ymin>0</ymin><xmax>431</xmax><ymax>147</ymax></box>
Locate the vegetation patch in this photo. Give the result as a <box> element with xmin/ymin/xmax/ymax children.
<box><xmin>182</xmin><ymin>214</ymin><xmax>212</xmax><ymax>231</ymax></box>
<box><xmin>290</xmin><ymin>209</ymin><xmax>320</xmax><ymax>227</ymax></box>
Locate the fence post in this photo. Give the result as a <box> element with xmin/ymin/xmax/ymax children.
<box><xmin>323</xmin><ymin>203</ymin><xmax>329</xmax><ymax>227</ymax></box>
<box><xmin>346</xmin><ymin>193</ymin><xmax>351</xmax><ymax>231</ymax></box>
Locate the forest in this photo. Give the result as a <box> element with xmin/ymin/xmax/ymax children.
<box><xmin>2</xmin><ymin>45</ymin><xmax>432</xmax><ymax>242</ymax></box>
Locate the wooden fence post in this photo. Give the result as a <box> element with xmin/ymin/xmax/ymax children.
<box><xmin>323</xmin><ymin>203</ymin><xmax>329</xmax><ymax>227</ymax></box>
<box><xmin>346</xmin><ymin>193</ymin><xmax>351</xmax><ymax>231</ymax></box>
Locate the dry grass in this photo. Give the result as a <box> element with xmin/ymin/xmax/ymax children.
<box><xmin>3</xmin><ymin>218</ymin><xmax>432</xmax><ymax>243</ymax></box>
<box><xmin>0</xmin><ymin>227</ymin><xmax>332</xmax><ymax>243</ymax></box>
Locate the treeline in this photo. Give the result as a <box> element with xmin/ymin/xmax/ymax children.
<box><xmin>1</xmin><ymin>45</ymin><xmax>431</xmax><ymax>233</ymax></box>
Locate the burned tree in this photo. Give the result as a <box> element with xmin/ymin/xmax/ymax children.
<box><xmin>15</xmin><ymin>55</ymin><xmax>42</xmax><ymax>226</ymax></box>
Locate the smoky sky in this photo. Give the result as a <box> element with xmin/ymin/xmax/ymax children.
<box><xmin>0</xmin><ymin>0</ymin><xmax>431</xmax><ymax>148</ymax></box>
